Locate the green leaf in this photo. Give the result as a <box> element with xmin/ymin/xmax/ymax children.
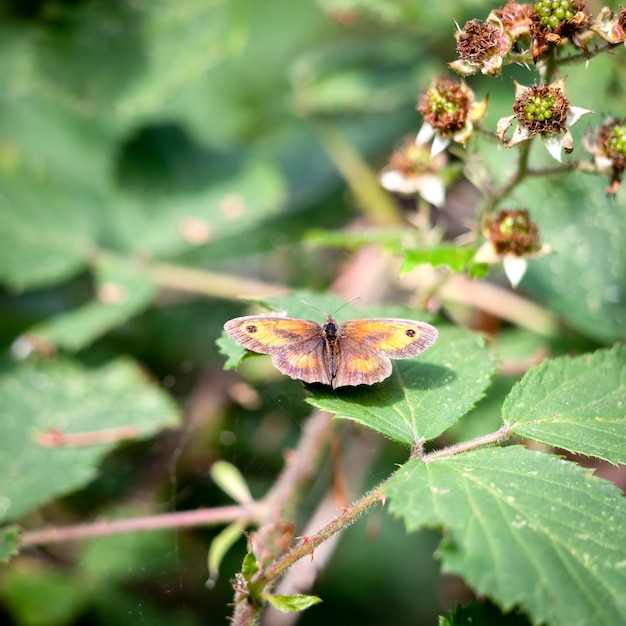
<box><xmin>0</xmin><ymin>562</ymin><xmax>89</xmax><ymax>626</ymax></box>
<box><xmin>307</xmin><ymin>326</ymin><xmax>495</xmax><ymax>445</ymax></box>
<box><xmin>523</xmin><ymin>175</ymin><xmax>626</xmax><ymax>343</ymax></box>
<box><xmin>28</xmin><ymin>254</ymin><xmax>157</xmax><ymax>351</ymax></box>
<box><xmin>0</xmin><ymin>170</ymin><xmax>95</xmax><ymax>289</ymax></box>
<box><xmin>504</xmin><ymin>345</ymin><xmax>626</xmax><ymax>465</ymax></box>
<box><xmin>386</xmin><ymin>446</ymin><xmax>626</xmax><ymax>626</ymax></box>
<box><xmin>263</xmin><ymin>593</ymin><xmax>322</xmax><ymax>613</ymax></box>
<box><xmin>241</xmin><ymin>551</ymin><xmax>259</xmax><ymax>582</ymax></box>
<box><xmin>440</xmin><ymin>601</ymin><xmax>532</xmax><ymax>626</ymax></box>
<box><xmin>0</xmin><ymin>526</ymin><xmax>20</xmax><ymax>563</ymax></box>
<box><xmin>0</xmin><ymin>357</ymin><xmax>179</xmax><ymax>523</ymax></box>
<box><xmin>207</xmin><ymin>523</ymin><xmax>246</xmax><ymax>588</ymax></box>
<box><xmin>211</xmin><ymin>461</ymin><xmax>253</xmax><ymax>503</ymax></box>
<box><xmin>107</xmin><ymin>157</ymin><xmax>286</xmax><ymax>258</ymax></box>
<box><xmin>217</xmin><ymin>333</ymin><xmax>248</xmax><ymax>370</ymax></box>
<box><xmin>400</xmin><ymin>246</ymin><xmax>476</xmax><ymax>274</ymax></box>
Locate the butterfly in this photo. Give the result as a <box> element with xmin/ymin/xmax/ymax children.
<box><xmin>223</xmin><ymin>314</ymin><xmax>438</xmax><ymax>389</ymax></box>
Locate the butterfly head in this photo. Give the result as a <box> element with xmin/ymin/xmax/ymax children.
<box><xmin>322</xmin><ymin>315</ymin><xmax>339</xmax><ymax>340</ymax></box>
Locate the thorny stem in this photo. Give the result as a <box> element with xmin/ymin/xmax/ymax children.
<box><xmin>557</xmin><ymin>41</ymin><xmax>621</xmax><ymax>66</ymax></box>
<box><xmin>423</xmin><ymin>424</ymin><xmax>513</xmax><ymax>462</ymax></box>
<box><xmin>246</xmin><ymin>423</ymin><xmax>513</xmax><ymax>594</ymax></box>
<box><xmin>251</xmin><ymin>485</ymin><xmax>386</xmax><ymax>590</ymax></box>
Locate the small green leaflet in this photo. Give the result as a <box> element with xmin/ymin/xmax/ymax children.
<box><xmin>400</xmin><ymin>246</ymin><xmax>476</xmax><ymax>274</ymax></box>
<box><xmin>264</xmin><ymin>593</ymin><xmax>322</xmax><ymax>613</ymax></box>
<box><xmin>0</xmin><ymin>526</ymin><xmax>20</xmax><ymax>563</ymax></box>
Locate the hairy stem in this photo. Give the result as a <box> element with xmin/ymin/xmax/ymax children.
<box><xmin>20</xmin><ymin>505</ymin><xmax>256</xmax><ymax>547</ymax></box>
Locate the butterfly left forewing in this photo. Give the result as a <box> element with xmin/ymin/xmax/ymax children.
<box><xmin>224</xmin><ymin>316</ymin><xmax>322</xmax><ymax>355</ymax></box>
<box><xmin>224</xmin><ymin>316</ymin><xmax>332</xmax><ymax>385</ymax></box>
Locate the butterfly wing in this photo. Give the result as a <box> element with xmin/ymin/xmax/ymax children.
<box><xmin>332</xmin><ymin>318</ymin><xmax>438</xmax><ymax>388</ymax></box>
<box><xmin>223</xmin><ymin>316</ymin><xmax>332</xmax><ymax>385</ymax></box>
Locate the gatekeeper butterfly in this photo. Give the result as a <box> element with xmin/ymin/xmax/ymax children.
<box><xmin>223</xmin><ymin>314</ymin><xmax>438</xmax><ymax>388</ymax></box>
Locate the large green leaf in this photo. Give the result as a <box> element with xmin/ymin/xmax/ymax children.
<box><xmin>0</xmin><ymin>357</ymin><xmax>179</xmax><ymax>523</ymax></box>
<box><xmin>106</xmin><ymin>156</ymin><xmax>286</xmax><ymax>258</ymax></box>
<box><xmin>307</xmin><ymin>326</ymin><xmax>495</xmax><ymax>445</ymax></box>
<box><xmin>386</xmin><ymin>446</ymin><xmax>626</xmax><ymax>626</ymax></box>
<box><xmin>0</xmin><ymin>170</ymin><xmax>96</xmax><ymax>290</ymax></box>
<box><xmin>29</xmin><ymin>254</ymin><xmax>157</xmax><ymax>351</ymax></box>
<box><xmin>523</xmin><ymin>174</ymin><xmax>626</xmax><ymax>343</ymax></box>
<box><xmin>504</xmin><ymin>346</ymin><xmax>626</xmax><ymax>465</ymax></box>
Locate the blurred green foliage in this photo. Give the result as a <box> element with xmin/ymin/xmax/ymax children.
<box><xmin>0</xmin><ymin>0</ymin><xmax>624</xmax><ymax>625</ymax></box>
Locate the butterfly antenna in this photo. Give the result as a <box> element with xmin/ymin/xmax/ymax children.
<box><xmin>299</xmin><ymin>300</ymin><xmax>327</xmax><ymax>317</ymax></box>
<box><xmin>299</xmin><ymin>297</ymin><xmax>362</xmax><ymax>319</ymax></box>
<box><xmin>332</xmin><ymin>296</ymin><xmax>361</xmax><ymax>317</ymax></box>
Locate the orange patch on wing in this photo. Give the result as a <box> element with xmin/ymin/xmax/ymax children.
<box><xmin>348</xmin><ymin>321</ymin><xmax>420</xmax><ymax>350</ymax></box>
<box><xmin>285</xmin><ymin>352</ymin><xmax>320</xmax><ymax>370</ymax></box>
<box><xmin>239</xmin><ymin>321</ymin><xmax>297</xmax><ymax>347</ymax></box>
<box><xmin>376</xmin><ymin>331</ymin><xmax>420</xmax><ymax>351</ymax></box>
<box><xmin>344</xmin><ymin>355</ymin><xmax>380</xmax><ymax>374</ymax></box>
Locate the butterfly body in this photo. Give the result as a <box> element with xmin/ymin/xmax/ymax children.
<box><xmin>224</xmin><ymin>314</ymin><xmax>438</xmax><ymax>388</ymax></box>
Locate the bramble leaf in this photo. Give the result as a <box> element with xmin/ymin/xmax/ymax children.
<box><xmin>504</xmin><ymin>345</ymin><xmax>626</xmax><ymax>464</ymax></box>
<box><xmin>0</xmin><ymin>357</ymin><xmax>179</xmax><ymax>523</ymax></box>
<box><xmin>387</xmin><ymin>446</ymin><xmax>626</xmax><ymax>626</ymax></box>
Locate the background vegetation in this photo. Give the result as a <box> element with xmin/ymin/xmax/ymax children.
<box><xmin>0</xmin><ymin>1</ymin><xmax>624</xmax><ymax>625</ymax></box>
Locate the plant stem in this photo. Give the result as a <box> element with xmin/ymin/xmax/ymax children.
<box><xmin>252</xmin><ymin>484</ymin><xmax>385</xmax><ymax>588</ymax></box>
<box><xmin>313</xmin><ymin>120</ymin><xmax>403</xmax><ymax>226</ymax></box>
<box><xmin>249</xmin><ymin>423</ymin><xmax>514</xmax><ymax>592</ymax></box>
<box><xmin>147</xmin><ymin>261</ymin><xmax>288</xmax><ymax>299</ymax></box>
<box><xmin>423</xmin><ymin>424</ymin><xmax>512</xmax><ymax>462</ymax></box>
<box><xmin>19</xmin><ymin>505</ymin><xmax>257</xmax><ymax>547</ymax></box>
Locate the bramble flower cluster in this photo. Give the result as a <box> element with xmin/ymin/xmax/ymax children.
<box><xmin>378</xmin><ymin>0</ymin><xmax>624</xmax><ymax>290</ymax></box>
<box><xmin>451</xmin><ymin>0</ymin><xmax>626</xmax><ymax>76</ymax></box>
<box><xmin>450</xmin><ymin>2</ymin><xmax>532</xmax><ymax>76</ymax></box>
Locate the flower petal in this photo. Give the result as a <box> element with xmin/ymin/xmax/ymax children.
<box><xmin>474</xmin><ymin>241</ymin><xmax>500</xmax><ymax>264</ymax></box>
<box><xmin>418</xmin><ymin>175</ymin><xmax>446</xmax><ymax>207</ymax></box>
<box><xmin>542</xmin><ymin>133</ymin><xmax>564</xmax><ymax>162</ymax></box>
<box><xmin>431</xmin><ymin>132</ymin><xmax>450</xmax><ymax>157</ymax></box>
<box><xmin>507</xmin><ymin>123</ymin><xmax>531</xmax><ymax>147</ymax></box>
<box><xmin>566</xmin><ymin>106</ymin><xmax>593</xmax><ymax>127</ymax></box>
<box><xmin>503</xmin><ymin>255</ymin><xmax>528</xmax><ymax>288</ymax></box>
<box><xmin>416</xmin><ymin>122</ymin><xmax>436</xmax><ymax>146</ymax></box>
<box><xmin>496</xmin><ymin>114</ymin><xmax>516</xmax><ymax>143</ymax></box>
